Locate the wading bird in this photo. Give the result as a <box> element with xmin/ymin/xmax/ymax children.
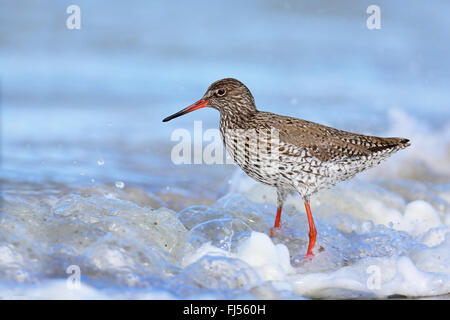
<box><xmin>163</xmin><ymin>78</ymin><xmax>410</xmax><ymax>257</ymax></box>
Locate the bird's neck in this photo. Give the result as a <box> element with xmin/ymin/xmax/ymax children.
<box><xmin>220</xmin><ymin>107</ymin><xmax>257</xmax><ymax>129</ymax></box>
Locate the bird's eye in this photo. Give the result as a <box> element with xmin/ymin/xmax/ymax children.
<box><xmin>216</xmin><ymin>88</ymin><xmax>226</xmax><ymax>97</ymax></box>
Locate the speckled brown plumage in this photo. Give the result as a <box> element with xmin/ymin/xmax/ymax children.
<box><xmin>163</xmin><ymin>78</ymin><xmax>411</xmax><ymax>257</ymax></box>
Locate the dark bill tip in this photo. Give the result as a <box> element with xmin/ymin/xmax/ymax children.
<box><xmin>162</xmin><ymin>99</ymin><xmax>208</xmax><ymax>122</ymax></box>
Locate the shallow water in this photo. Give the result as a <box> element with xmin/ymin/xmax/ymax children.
<box><xmin>1</xmin><ymin>1</ymin><xmax>450</xmax><ymax>299</ymax></box>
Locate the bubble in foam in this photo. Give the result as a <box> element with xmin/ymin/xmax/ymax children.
<box><xmin>115</xmin><ymin>181</ymin><xmax>125</xmax><ymax>189</ymax></box>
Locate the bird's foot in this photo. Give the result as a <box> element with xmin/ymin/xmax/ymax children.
<box><xmin>305</xmin><ymin>249</ymin><xmax>314</xmax><ymax>260</ymax></box>
<box><xmin>304</xmin><ymin>246</ymin><xmax>324</xmax><ymax>260</ymax></box>
<box><xmin>305</xmin><ymin>253</ymin><xmax>314</xmax><ymax>260</ymax></box>
<box><xmin>269</xmin><ymin>226</ymin><xmax>281</xmax><ymax>238</ymax></box>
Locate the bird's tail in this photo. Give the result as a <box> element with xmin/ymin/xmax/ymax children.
<box><xmin>367</xmin><ymin>137</ymin><xmax>410</xmax><ymax>153</ymax></box>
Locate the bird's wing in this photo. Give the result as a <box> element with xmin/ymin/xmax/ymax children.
<box><xmin>252</xmin><ymin>112</ymin><xmax>409</xmax><ymax>162</ymax></box>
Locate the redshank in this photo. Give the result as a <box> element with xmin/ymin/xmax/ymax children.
<box><xmin>163</xmin><ymin>78</ymin><xmax>410</xmax><ymax>257</ymax></box>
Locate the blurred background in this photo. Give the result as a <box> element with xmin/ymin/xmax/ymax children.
<box><xmin>1</xmin><ymin>0</ymin><xmax>450</xmax><ymax>298</ymax></box>
<box><xmin>2</xmin><ymin>0</ymin><xmax>449</xmax><ymax>202</ymax></box>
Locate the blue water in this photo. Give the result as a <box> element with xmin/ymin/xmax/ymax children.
<box><xmin>1</xmin><ymin>1</ymin><xmax>450</xmax><ymax>299</ymax></box>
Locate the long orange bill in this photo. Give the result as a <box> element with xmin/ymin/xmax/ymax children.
<box><xmin>162</xmin><ymin>99</ymin><xmax>208</xmax><ymax>122</ymax></box>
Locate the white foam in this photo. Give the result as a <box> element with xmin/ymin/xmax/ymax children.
<box><xmin>236</xmin><ymin>232</ymin><xmax>294</xmax><ymax>281</ymax></box>
<box><xmin>182</xmin><ymin>226</ymin><xmax>450</xmax><ymax>298</ymax></box>
<box><xmin>397</xmin><ymin>200</ymin><xmax>442</xmax><ymax>236</ymax></box>
<box><xmin>0</xmin><ymin>280</ymin><xmax>175</xmax><ymax>300</ymax></box>
<box><xmin>183</xmin><ymin>232</ymin><xmax>294</xmax><ymax>284</ymax></box>
<box><xmin>1</xmin><ymin>109</ymin><xmax>449</xmax><ymax>299</ymax></box>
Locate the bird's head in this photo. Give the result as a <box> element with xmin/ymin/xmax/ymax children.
<box><xmin>162</xmin><ymin>78</ymin><xmax>257</xmax><ymax>122</ymax></box>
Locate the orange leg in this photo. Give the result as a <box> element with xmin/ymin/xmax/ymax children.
<box><xmin>274</xmin><ymin>206</ymin><xmax>282</xmax><ymax>228</ymax></box>
<box><xmin>305</xmin><ymin>201</ymin><xmax>317</xmax><ymax>258</ymax></box>
<box><xmin>270</xmin><ymin>207</ymin><xmax>282</xmax><ymax>237</ymax></box>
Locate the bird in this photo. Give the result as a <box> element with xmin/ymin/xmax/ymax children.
<box><xmin>162</xmin><ymin>78</ymin><xmax>410</xmax><ymax>258</ymax></box>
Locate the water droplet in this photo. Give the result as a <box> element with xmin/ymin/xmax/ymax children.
<box><xmin>115</xmin><ymin>181</ymin><xmax>125</xmax><ymax>189</ymax></box>
<box><xmin>97</xmin><ymin>158</ymin><xmax>105</xmax><ymax>166</ymax></box>
<box><xmin>361</xmin><ymin>221</ymin><xmax>373</xmax><ymax>233</ymax></box>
